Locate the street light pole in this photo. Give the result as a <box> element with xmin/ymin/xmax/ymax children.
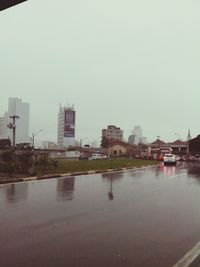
<box><xmin>32</xmin><ymin>133</ymin><xmax>35</xmax><ymax>148</ymax></box>
<box><xmin>8</xmin><ymin>115</ymin><xmax>19</xmax><ymax>148</ymax></box>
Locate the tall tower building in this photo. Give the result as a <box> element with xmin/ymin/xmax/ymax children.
<box><xmin>57</xmin><ymin>105</ymin><xmax>76</xmax><ymax>148</ymax></box>
<box><xmin>0</xmin><ymin>117</ymin><xmax>4</xmax><ymax>138</ymax></box>
<box><xmin>187</xmin><ymin>129</ymin><xmax>191</xmax><ymax>141</ymax></box>
<box><xmin>131</xmin><ymin>125</ymin><xmax>143</xmax><ymax>144</ymax></box>
<box><xmin>0</xmin><ymin>112</ymin><xmax>9</xmax><ymax>139</ymax></box>
<box><xmin>128</xmin><ymin>125</ymin><xmax>147</xmax><ymax>145</ymax></box>
<box><xmin>8</xmin><ymin>97</ymin><xmax>30</xmax><ymax>144</ymax></box>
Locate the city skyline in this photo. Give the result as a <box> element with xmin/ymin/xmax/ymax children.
<box><xmin>1</xmin><ymin>1</ymin><xmax>200</xmax><ymax>143</ymax></box>
<box><xmin>0</xmin><ymin>96</ymin><xmax>192</xmax><ymax>146</ymax></box>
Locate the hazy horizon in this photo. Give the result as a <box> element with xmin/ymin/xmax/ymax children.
<box><xmin>1</xmin><ymin>0</ymin><xmax>200</xmax><ymax>144</ymax></box>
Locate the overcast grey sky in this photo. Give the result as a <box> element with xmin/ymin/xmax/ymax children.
<box><xmin>1</xmin><ymin>0</ymin><xmax>200</xmax><ymax>144</ymax></box>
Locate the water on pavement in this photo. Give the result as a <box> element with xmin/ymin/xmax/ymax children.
<box><xmin>1</xmin><ymin>162</ymin><xmax>200</xmax><ymax>267</ymax></box>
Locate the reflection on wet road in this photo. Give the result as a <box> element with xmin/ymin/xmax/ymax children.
<box><xmin>1</xmin><ymin>163</ymin><xmax>200</xmax><ymax>267</ymax></box>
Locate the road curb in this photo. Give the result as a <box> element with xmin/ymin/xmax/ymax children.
<box><xmin>23</xmin><ymin>177</ymin><xmax>37</xmax><ymax>182</ymax></box>
<box><xmin>0</xmin><ymin>163</ymin><xmax>160</xmax><ymax>185</ymax></box>
<box><xmin>172</xmin><ymin>242</ymin><xmax>200</xmax><ymax>267</ymax></box>
<box><xmin>0</xmin><ymin>178</ymin><xmax>24</xmax><ymax>184</ymax></box>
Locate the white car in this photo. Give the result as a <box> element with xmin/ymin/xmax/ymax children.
<box><xmin>91</xmin><ymin>153</ymin><xmax>103</xmax><ymax>160</ymax></box>
<box><xmin>163</xmin><ymin>154</ymin><xmax>177</xmax><ymax>165</ymax></box>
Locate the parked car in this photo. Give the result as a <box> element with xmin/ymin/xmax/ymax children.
<box><xmin>79</xmin><ymin>155</ymin><xmax>88</xmax><ymax>160</ymax></box>
<box><xmin>163</xmin><ymin>154</ymin><xmax>177</xmax><ymax>165</ymax></box>
<box><xmin>91</xmin><ymin>153</ymin><xmax>103</xmax><ymax>160</ymax></box>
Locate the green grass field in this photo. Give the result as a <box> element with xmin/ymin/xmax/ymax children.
<box><xmin>35</xmin><ymin>158</ymin><xmax>157</xmax><ymax>175</ymax></box>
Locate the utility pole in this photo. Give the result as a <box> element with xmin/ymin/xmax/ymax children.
<box><xmin>80</xmin><ymin>138</ymin><xmax>82</xmax><ymax>153</ymax></box>
<box><xmin>32</xmin><ymin>133</ymin><xmax>35</xmax><ymax>148</ymax></box>
<box><xmin>8</xmin><ymin>115</ymin><xmax>19</xmax><ymax>148</ymax></box>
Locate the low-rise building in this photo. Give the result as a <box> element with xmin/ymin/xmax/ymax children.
<box><xmin>43</xmin><ymin>141</ymin><xmax>57</xmax><ymax>149</ymax></box>
<box><xmin>188</xmin><ymin>135</ymin><xmax>200</xmax><ymax>156</ymax></box>
<box><xmin>170</xmin><ymin>139</ymin><xmax>187</xmax><ymax>155</ymax></box>
<box><xmin>150</xmin><ymin>138</ymin><xmax>188</xmax><ymax>159</ymax></box>
<box><xmin>108</xmin><ymin>141</ymin><xmax>127</xmax><ymax>157</ymax></box>
<box><xmin>108</xmin><ymin>141</ymin><xmax>137</xmax><ymax>157</ymax></box>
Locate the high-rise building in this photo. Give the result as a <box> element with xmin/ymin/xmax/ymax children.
<box><xmin>102</xmin><ymin>125</ymin><xmax>123</xmax><ymax>142</ymax></box>
<box><xmin>0</xmin><ymin>112</ymin><xmax>11</xmax><ymax>139</ymax></box>
<box><xmin>128</xmin><ymin>134</ymin><xmax>136</xmax><ymax>145</ymax></box>
<box><xmin>8</xmin><ymin>97</ymin><xmax>30</xmax><ymax>144</ymax></box>
<box><xmin>128</xmin><ymin>125</ymin><xmax>147</xmax><ymax>145</ymax></box>
<box><xmin>57</xmin><ymin>105</ymin><xmax>76</xmax><ymax>148</ymax></box>
<box><xmin>0</xmin><ymin>117</ymin><xmax>4</xmax><ymax>138</ymax></box>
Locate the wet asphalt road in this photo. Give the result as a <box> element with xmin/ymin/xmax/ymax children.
<box><xmin>1</xmin><ymin>162</ymin><xmax>200</xmax><ymax>267</ymax></box>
